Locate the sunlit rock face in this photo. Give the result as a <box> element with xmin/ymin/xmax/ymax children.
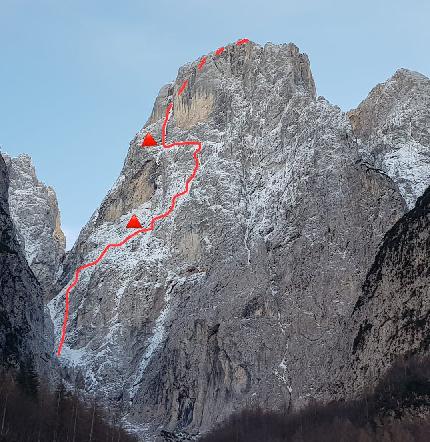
<box><xmin>3</xmin><ymin>153</ymin><xmax>66</xmax><ymax>301</ymax></box>
<box><xmin>348</xmin><ymin>68</ymin><xmax>430</xmax><ymax>208</ymax></box>
<box><xmin>45</xmin><ymin>41</ymin><xmax>429</xmax><ymax>440</ymax></box>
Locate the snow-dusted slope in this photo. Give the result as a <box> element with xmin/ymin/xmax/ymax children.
<box><xmin>0</xmin><ymin>153</ymin><xmax>53</xmax><ymax>375</ymax></box>
<box><xmin>47</xmin><ymin>41</ymin><xmax>429</xmax><ymax>440</ymax></box>
<box><xmin>3</xmin><ymin>154</ymin><xmax>66</xmax><ymax>301</ymax></box>
<box><xmin>349</xmin><ymin>68</ymin><xmax>430</xmax><ymax>208</ymax></box>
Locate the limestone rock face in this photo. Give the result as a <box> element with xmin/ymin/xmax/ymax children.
<box><xmin>349</xmin><ymin>185</ymin><xmax>430</xmax><ymax>393</ymax></box>
<box><xmin>0</xmin><ymin>153</ymin><xmax>53</xmax><ymax>374</ymax></box>
<box><xmin>46</xmin><ymin>41</ymin><xmax>429</xmax><ymax>440</ymax></box>
<box><xmin>3</xmin><ymin>154</ymin><xmax>66</xmax><ymax>301</ymax></box>
<box><xmin>349</xmin><ymin>69</ymin><xmax>430</xmax><ymax>208</ymax></box>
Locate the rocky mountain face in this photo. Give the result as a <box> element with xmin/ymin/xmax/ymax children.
<box><xmin>348</xmin><ymin>184</ymin><xmax>430</xmax><ymax>393</ymax></box>
<box><xmin>0</xmin><ymin>153</ymin><xmax>53</xmax><ymax>375</ymax></box>
<box><xmin>3</xmin><ymin>153</ymin><xmax>66</xmax><ymax>301</ymax></box>
<box><xmin>43</xmin><ymin>41</ymin><xmax>430</xmax><ymax>440</ymax></box>
<box><xmin>349</xmin><ymin>68</ymin><xmax>430</xmax><ymax>208</ymax></box>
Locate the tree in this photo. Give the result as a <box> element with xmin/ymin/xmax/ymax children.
<box><xmin>16</xmin><ymin>358</ymin><xmax>39</xmax><ymax>399</ymax></box>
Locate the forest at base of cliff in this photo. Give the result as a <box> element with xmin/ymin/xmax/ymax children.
<box><xmin>0</xmin><ymin>363</ymin><xmax>137</xmax><ymax>442</ymax></box>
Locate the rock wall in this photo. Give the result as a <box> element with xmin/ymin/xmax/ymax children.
<box><xmin>348</xmin><ymin>68</ymin><xmax>430</xmax><ymax>208</ymax></box>
<box><xmin>349</xmin><ymin>185</ymin><xmax>430</xmax><ymax>393</ymax></box>
<box><xmin>45</xmin><ymin>41</ymin><xmax>430</xmax><ymax>440</ymax></box>
<box><xmin>0</xmin><ymin>153</ymin><xmax>53</xmax><ymax>375</ymax></box>
<box><xmin>3</xmin><ymin>154</ymin><xmax>66</xmax><ymax>301</ymax></box>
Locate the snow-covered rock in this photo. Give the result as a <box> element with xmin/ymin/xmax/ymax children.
<box><xmin>0</xmin><ymin>153</ymin><xmax>54</xmax><ymax>375</ymax></box>
<box><xmin>349</xmin><ymin>68</ymin><xmax>430</xmax><ymax>208</ymax></box>
<box><xmin>46</xmin><ymin>41</ymin><xmax>429</xmax><ymax>440</ymax></box>
<box><xmin>3</xmin><ymin>154</ymin><xmax>66</xmax><ymax>301</ymax></box>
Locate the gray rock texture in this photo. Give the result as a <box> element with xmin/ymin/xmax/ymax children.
<box><xmin>45</xmin><ymin>41</ymin><xmax>430</xmax><ymax>440</ymax></box>
<box><xmin>0</xmin><ymin>153</ymin><xmax>53</xmax><ymax>374</ymax></box>
<box><xmin>349</xmin><ymin>68</ymin><xmax>430</xmax><ymax>208</ymax></box>
<box><xmin>349</xmin><ymin>184</ymin><xmax>430</xmax><ymax>393</ymax></box>
<box><xmin>3</xmin><ymin>153</ymin><xmax>66</xmax><ymax>301</ymax></box>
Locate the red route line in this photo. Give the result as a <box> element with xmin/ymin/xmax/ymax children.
<box><xmin>236</xmin><ymin>38</ymin><xmax>249</xmax><ymax>46</ymax></box>
<box><xmin>198</xmin><ymin>56</ymin><xmax>207</xmax><ymax>70</ymax></box>
<box><xmin>56</xmin><ymin>38</ymin><xmax>249</xmax><ymax>357</ymax></box>
<box><xmin>178</xmin><ymin>79</ymin><xmax>188</xmax><ymax>96</ymax></box>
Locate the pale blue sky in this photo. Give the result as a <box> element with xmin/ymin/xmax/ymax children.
<box><xmin>1</xmin><ymin>0</ymin><xmax>429</xmax><ymax>248</ymax></box>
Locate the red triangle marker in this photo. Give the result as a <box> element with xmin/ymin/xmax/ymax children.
<box><xmin>126</xmin><ymin>215</ymin><xmax>143</xmax><ymax>229</ymax></box>
<box><xmin>141</xmin><ymin>132</ymin><xmax>158</xmax><ymax>147</ymax></box>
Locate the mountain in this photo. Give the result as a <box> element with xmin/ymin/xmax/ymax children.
<box><xmin>349</xmin><ymin>183</ymin><xmax>430</xmax><ymax>393</ymax></box>
<box><xmin>3</xmin><ymin>153</ymin><xmax>66</xmax><ymax>301</ymax></box>
<box><xmin>43</xmin><ymin>40</ymin><xmax>430</xmax><ymax>440</ymax></box>
<box><xmin>348</xmin><ymin>68</ymin><xmax>430</xmax><ymax>208</ymax></box>
<box><xmin>0</xmin><ymin>153</ymin><xmax>53</xmax><ymax>375</ymax></box>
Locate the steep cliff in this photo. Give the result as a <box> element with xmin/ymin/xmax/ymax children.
<box><xmin>0</xmin><ymin>153</ymin><xmax>53</xmax><ymax>374</ymax></box>
<box><xmin>3</xmin><ymin>153</ymin><xmax>66</xmax><ymax>301</ymax></box>
<box><xmin>350</xmin><ymin>184</ymin><xmax>430</xmax><ymax>392</ymax></box>
<box><xmin>46</xmin><ymin>41</ymin><xmax>430</xmax><ymax>440</ymax></box>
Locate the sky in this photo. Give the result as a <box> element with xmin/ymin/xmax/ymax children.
<box><xmin>1</xmin><ymin>0</ymin><xmax>429</xmax><ymax>249</ymax></box>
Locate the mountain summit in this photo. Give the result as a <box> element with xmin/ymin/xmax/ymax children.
<box><xmin>42</xmin><ymin>41</ymin><xmax>430</xmax><ymax>439</ymax></box>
